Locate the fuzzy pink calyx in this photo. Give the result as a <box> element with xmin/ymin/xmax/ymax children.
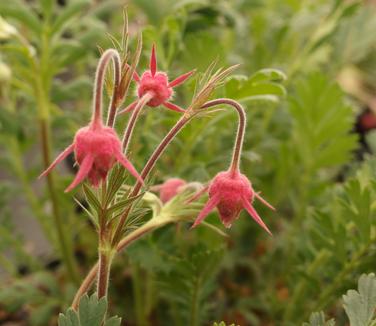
<box><xmin>137</xmin><ymin>71</ymin><xmax>172</xmax><ymax>107</ymax></box>
<box><xmin>209</xmin><ymin>171</ymin><xmax>253</xmax><ymax>227</ymax></box>
<box><xmin>192</xmin><ymin>170</ymin><xmax>273</xmax><ymax>234</ymax></box>
<box><xmin>122</xmin><ymin>44</ymin><xmax>194</xmax><ymax>115</ymax></box>
<box><xmin>74</xmin><ymin>125</ymin><xmax>120</xmax><ymax>187</ymax></box>
<box><xmin>39</xmin><ymin>123</ymin><xmax>143</xmax><ymax>192</ymax></box>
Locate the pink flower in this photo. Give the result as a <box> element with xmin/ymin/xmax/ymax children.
<box><xmin>154</xmin><ymin>178</ymin><xmax>187</xmax><ymax>203</ymax></box>
<box><xmin>121</xmin><ymin>44</ymin><xmax>194</xmax><ymax>114</ymax></box>
<box><xmin>40</xmin><ymin>49</ymin><xmax>143</xmax><ymax>192</ymax></box>
<box><xmin>39</xmin><ymin>122</ymin><xmax>143</xmax><ymax>192</ymax></box>
<box><xmin>192</xmin><ymin>170</ymin><xmax>274</xmax><ymax>234</ymax></box>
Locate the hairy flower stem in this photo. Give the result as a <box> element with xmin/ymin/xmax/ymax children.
<box><xmin>72</xmin><ymin>219</ymin><xmax>160</xmax><ymax>309</ymax></box>
<box><xmin>97</xmin><ymin>246</ymin><xmax>114</xmax><ymax>299</ymax></box>
<box><xmin>92</xmin><ymin>49</ymin><xmax>121</xmax><ymax>129</ymax></box>
<box><xmin>201</xmin><ymin>98</ymin><xmax>246</xmax><ymax>174</ymax></box>
<box><xmin>122</xmin><ymin>92</ymin><xmax>154</xmax><ymax>153</ymax></box>
<box><xmin>106</xmin><ymin>55</ymin><xmax>121</xmax><ymax>128</ymax></box>
<box><xmin>111</xmin><ymin>115</ymin><xmax>192</xmax><ymax>246</ymax></box>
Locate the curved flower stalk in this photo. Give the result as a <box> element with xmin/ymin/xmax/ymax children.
<box><xmin>122</xmin><ymin>91</ymin><xmax>154</xmax><ymax>153</ymax></box>
<box><xmin>39</xmin><ymin>49</ymin><xmax>143</xmax><ymax>191</ymax></box>
<box><xmin>119</xmin><ymin>44</ymin><xmax>195</xmax><ymax>114</ymax></box>
<box><xmin>191</xmin><ymin>99</ymin><xmax>275</xmax><ymax>233</ymax></box>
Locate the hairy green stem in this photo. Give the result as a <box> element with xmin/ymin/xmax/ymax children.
<box><xmin>97</xmin><ymin>247</ymin><xmax>113</xmax><ymax>299</ymax></box>
<box><xmin>132</xmin><ymin>263</ymin><xmax>149</xmax><ymax>326</ymax></box>
<box><xmin>190</xmin><ymin>276</ymin><xmax>200</xmax><ymax>326</ymax></box>
<box><xmin>72</xmin><ymin>219</ymin><xmax>160</xmax><ymax>309</ymax></box>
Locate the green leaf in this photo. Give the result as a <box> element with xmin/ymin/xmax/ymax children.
<box><xmin>249</xmin><ymin>68</ymin><xmax>287</xmax><ymax>83</ymax></box>
<box><xmin>58</xmin><ymin>293</ymin><xmax>121</xmax><ymax>326</ymax></box>
<box><xmin>332</xmin><ymin>6</ymin><xmax>376</xmax><ymax>65</ymax></box>
<box><xmin>287</xmin><ymin>73</ymin><xmax>357</xmax><ymax>170</ymax></box>
<box><xmin>237</xmin><ymin>81</ymin><xmax>286</xmax><ymax>98</ymax></box>
<box><xmin>343</xmin><ymin>273</ymin><xmax>376</xmax><ymax>326</ymax></box>
<box><xmin>106</xmin><ymin>193</ymin><xmax>144</xmax><ymax>217</ymax></box>
<box><xmin>0</xmin><ymin>1</ymin><xmax>41</xmax><ymax>35</ymax></box>
<box><xmin>78</xmin><ymin>294</ymin><xmax>107</xmax><ymax>326</ymax></box>
<box><xmin>67</xmin><ymin>309</ymin><xmax>80</xmax><ymax>326</ymax></box>
<box><xmin>224</xmin><ymin>69</ymin><xmax>286</xmax><ymax>103</ymax></box>
<box><xmin>240</xmin><ymin>94</ymin><xmax>280</xmax><ymax>106</ymax></box>
<box><xmin>82</xmin><ymin>183</ymin><xmax>101</xmax><ymax>213</ymax></box>
<box><xmin>303</xmin><ymin>312</ymin><xmax>336</xmax><ymax>326</ymax></box>
<box><xmin>39</xmin><ymin>0</ymin><xmax>54</xmax><ymax>19</ymax></box>
<box><xmin>104</xmin><ymin>316</ymin><xmax>122</xmax><ymax>326</ymax></box>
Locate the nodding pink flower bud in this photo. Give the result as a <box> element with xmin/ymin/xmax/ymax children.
<box><xmin>120</xmin><ymin>44</ymin><xmax>195</xmax><ymax>115</ymax></box>
<box><xmin>39</xmin><ymin>49</ymin><xmax>143</xmax><ymax>192</ymax></box>
<box><xmin>39</xmin><ymin>122</ymin><xmax>143</xmax><ymax>192</ymax></box>
<box><xmin>154</xmin><ymin>178</ymin><xmax>187</xmax><ymax>203</ymax></box>
<box><xmin>192</xmin><ymin>170</ymin><xmax>274</xmax><ymax>234</ymax></box>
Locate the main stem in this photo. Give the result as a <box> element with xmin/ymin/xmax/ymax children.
<box><xmin>97</xmin><ymin>247</ymin><xmax>113</xmax><ymax>298</ymax></box>
<box><xmin>72</xmin><ymin>219</ymin><xmax>159</xmax><ymax>309</ymax></box>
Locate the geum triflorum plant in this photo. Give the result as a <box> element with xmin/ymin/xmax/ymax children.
<box><xmin>44</xmin><ymin>40</ymin><xmax>276</xmax><ymax>323</ymax></box>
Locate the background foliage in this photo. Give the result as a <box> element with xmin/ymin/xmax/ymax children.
<box><xmin>0</xmin><ymin>0</ymin><xmax>375</xmax><ymax>325</ymax></box>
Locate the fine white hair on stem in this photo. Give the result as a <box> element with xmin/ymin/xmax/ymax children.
<box><xmin>92</xmin><ymin>48</ymin><xmax>121</xmax><ymax>128</ymax></box>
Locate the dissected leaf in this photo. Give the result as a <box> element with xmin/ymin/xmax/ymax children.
<box><xmin>303</xmin><ymin>312</ymin><xmax>336</xmax><ymax>326</ymax></box>
<box><xmin>58</xmin><ymin>294</ymin><xmax>121</xmax><ymax>326</ymax></box>
<box><xmin>343</xmin><ymin>273</ymin><xmax>376</xmax><ymax>326</ymax></box>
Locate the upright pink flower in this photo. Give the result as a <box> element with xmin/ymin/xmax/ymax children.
<box><xmin>39</xmin><ymin>49</ymin><xmax>143</xmax><ymax>192</ymax></box>
<box><xmin>191</xmin><ymin>170</ymin><xmax>274</xmax><ymax>234</ymax></box>
<box><xmin>120</xmin><ymin>44</ymin><xmax>194</xmax><ymax>114</ymax></box>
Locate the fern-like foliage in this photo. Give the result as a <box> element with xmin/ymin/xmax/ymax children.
<box><xmin>158</xmin><ymin>246</ymin><xmax>224</xmax><ymax>326</ymax></box>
